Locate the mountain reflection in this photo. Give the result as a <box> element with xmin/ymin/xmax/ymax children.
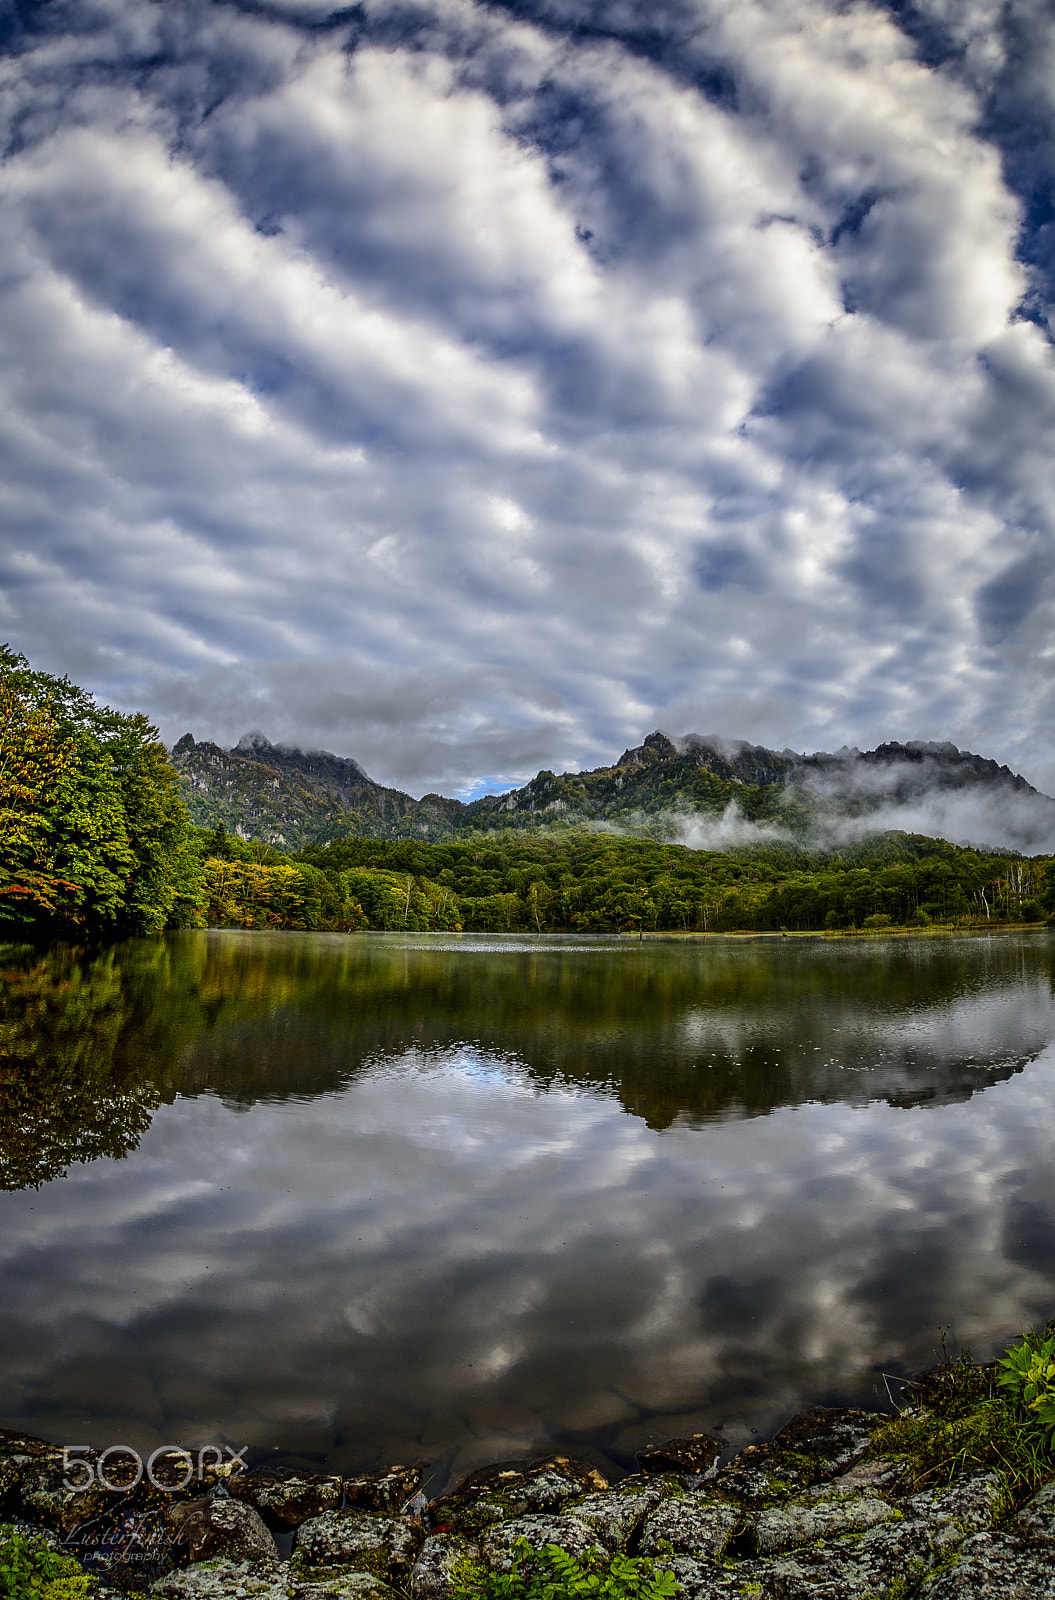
<box><xmin>2</xmin><ymin>930</ymin><xmax>1052</xmax><ymax>1189</ymax></box>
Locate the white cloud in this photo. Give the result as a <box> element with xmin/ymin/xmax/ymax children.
<box><xmin>1</xmin><ymin>0</ymin><xmax>1054</xmax><ymax>795</ymax></box>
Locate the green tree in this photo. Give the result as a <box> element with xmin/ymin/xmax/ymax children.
<box><xmin>0</xmin><ymin>647</ymin><xmax>203</xmax><ymax>938</ymax></box>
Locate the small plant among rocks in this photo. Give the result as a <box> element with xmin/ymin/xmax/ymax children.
<box><xmin>453</xmin><ymin>1537</ymin><xmax>679</xmax><ymax>1600</ymax></box>
<box><xmin>0</xmin><ymin>1527</ymin><xmax>92</xmax><ymax>1600</ymax></box>
<box><xmin>871</xmin><ymin>1328</ymin><xmax>1055</xmax><ymax>1512</ymax></box>
<box><xmin>996</xmin><ymin>1328</ymin><xmax>1055</xmax><ymax>1451</ymax></box>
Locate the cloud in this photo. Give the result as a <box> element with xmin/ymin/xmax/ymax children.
<box><xmin>1</xmin><ymin>1</ymin><xmax>1055</xmax><ymax>795</ymax></box>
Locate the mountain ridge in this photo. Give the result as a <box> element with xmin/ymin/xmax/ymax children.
<box><xmin>170</xmin><ymin>728</ymin><xmax>1055</xmax><ymax>855</ymax></box>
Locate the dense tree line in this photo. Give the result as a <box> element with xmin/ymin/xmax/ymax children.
<box><xmin>201</xmin><ymin>824</ymin><xmax>1055</xmax><ymax>935</ymax></box>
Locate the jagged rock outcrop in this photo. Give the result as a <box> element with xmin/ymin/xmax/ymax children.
<box><xmin>170</xmin><ymin>728</ymin><xmax>1055</xmax><ymax>852</ymax></box>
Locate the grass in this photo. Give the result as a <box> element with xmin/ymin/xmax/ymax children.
<box><xmin>871</xmin><ymin>1330</ymin><xmax>1055</xmax><ymax>1515</ymax></box>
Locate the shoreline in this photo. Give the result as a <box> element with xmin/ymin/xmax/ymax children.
<box><xmin>3</xmin><ymin>1344</ymin><xmax>1055</xmax><ymax>1598</ymax></box>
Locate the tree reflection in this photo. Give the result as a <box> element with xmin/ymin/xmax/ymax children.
<box><xmin>0</xmin><ymin>946</ymin><xmax>175</xmax><ymax>1189</ymax></box>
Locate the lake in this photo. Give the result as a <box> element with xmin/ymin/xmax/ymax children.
<box><xmin>1</xmin><ymin>928</ymin><xmax>1054</xmax><ymax>1494</ymax></box>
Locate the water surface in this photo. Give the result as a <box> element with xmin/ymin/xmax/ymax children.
<box><xmin>1</xmin><ymin>929</ymin><xmax>1054</xmax><ymax>1489</ymax></box>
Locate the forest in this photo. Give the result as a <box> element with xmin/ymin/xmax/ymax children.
<box><xmin>202</xmin><ymin>825</ymin><xmax>1055</xmax><ymax>935</ymax></box>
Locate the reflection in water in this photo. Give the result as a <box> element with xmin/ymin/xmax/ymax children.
<box><xmin>1</xmin><ymin>930</ymin><xmax>1054</xmax><ymax>1486</ymax></box>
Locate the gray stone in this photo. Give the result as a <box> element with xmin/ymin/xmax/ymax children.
<box><xmin>920</xmin><ymin>1530</ymin><xmax>1055</xmax><ymax>1598</ymax></box>
<box><xmin>151</xmin><ymin>1557</ymin><xmax>291</xmax><ymax>1598</ymax></box>
<box><xmin>170</xmin><ymin>1496</ymin><xmax>280</xmax><ymax>1566</ymax></box>
<box><xmin>292</xmin><ymin>1573</ymin><xmax>401</xmax><ymax>1600</ymax></box>
<box><xmin>755</xmin><ymin>1492</ymin><xmax>899</xmax><ymax>1555</ymax></box>
<box><xmin>564</xmin><ymin>1484</ymin><xmax>670</xmax><ymax>1550</ymax></box>
<box><xmin>906</xmin><ymin>1473</ymin><xmax>1003</xmax><ymax>1557</ymax></box>
<box><xmin>759</xmin><ymin>1516</ymin><xmax>934</xmax><ymax>1598</ymax></box>
<box><xmin>411</xmin><ymin>1533</ymin><xmax>482</xmax><ymax>1600</ymax></box>
<box><xmin>773</xmin><ymin>1409</ymin><xmax>883</xmax><ymax>1482</ymax></box>
<box><xmin>1017</xmin><ymin>1480</ymin><xmax>1055</xmax><ymax>1543</ymax></box>
<box><xmin>639</xmin><ymin>1493</ymin><xmax>741</xmax><ymax>1560</ymax></box>
<box><xmin>481</xmin><ymin>1513</ymin><xmax>598</xmax><ymax>1570</ymax></box>
<box><xmin>709</xmin><ymin>1447</ymin><xmax>806</xmax><ymax>1506</ymax></box>
<box><xmin>808</xmin><ymin>1457</ymin><xmax>908</xmax><ymax>1499</ymax></box>
<box><xmin>293</xmin><ymin>1510</ymin><xmax>424</xmax><ymax>1584</ymax></box>
<box><xmin>657</xmin><ymin>1554</ymin><xmax>764</xmax><ymax>1599</ymax></box>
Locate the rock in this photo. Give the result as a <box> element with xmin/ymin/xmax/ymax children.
<box><xmin>906</xmin><ymin>1473</ymin><xmax>1003</xmax><ymax>1556</ymax></box>
<box><xmin>1017</xmin><ymin>1481</ymin><xmax>1055</xmax><ymax>1543</ymax></box>
<box><xmin>637</xmin><ymin>1434</ymin><xmax>722</xmax><ymax>1480</ymax></box>
<box><xmin>231</xmin><ymin>1470</ymin><xmax>344</xmax><ymax>1528</ymax></box>
<box><xmin>0</xmin><ymin>1430</ymin><xmax>63</xmax><ymax>1509</ymax></box>
<box><xmin>657</xmin><ymin>1554</ymin><xmax>763</xmax><ymax>1599</ymax></box>
<box><xmin>344</xmin><ymin>1467</ymin><xmax>425</xmax><ymax>1517</ymax></box>
<box><xmin>809</xmin><ymin>1457</ymin><xmax>908</xmax><ymax>1499</ymax></box>
<box><xmin>564</xmin><ymin>1481</ymin><xmax>674</xmax><ymax>1550</ymax></box>
<box><xmin>169</xmin><ymin>1497</ymin><xmax>280</xmax><ymax>1566</ymax></box>
<box><xmin>429</xmin><ymin>1456</ymin><xmax>608</xmax><ymax>1534</ymax></box>
<box><xmin>919</xmin><ymin>1529</ymin><xmax>1055</xmax><ymax>1598</ymax></box>
<box><xmin>761</xmin><ymin>1516</ymin><xmax>934</xmax><ymax>1598</ymax></box>
<box><xmin>755</xmin><ymin>1492</ymin><xmax>899</xmax><ymax>1555</ymax></box>
<box><xmin>293</xmin><ymin>1510</ymin><xmax>424</xmax><ymax>1584</ymax></box>
<box><xmin>411</xmin><ymin>1532</ymin><xmax>482</xmax><ymax>1600</ymax></box>
<box><xmin>772</xmin><ymin>1408</ymin><xmax>883</xmax><ymax>1483</ymax></box>
<box><xmin>293</xmin><ymin>1574</ymin><xmax>401</xmax><ymax>1600</ymax></box>
<box><xmin>481</xmin><ymin>1513</ymin><xmax>598</xmax><ymax>1570</ymax></box>
<box><xmin>639</xmin><ymin>1493</ymin><xmax>741</xmax><ymax>1560</ymax></box>
<box><xmin>151</xmin><ymin>1557</ymin><xmax>291</xmax><ymax>1598</ymax></box>
<box><xmin>709</xmin><ymin>1446</ymin><xmax>807</xmax><ymax>1506</ymax></box>
<box><xmin>17</xmin><ymin>1449</ymin><xmax>130</xmax><ymax>1536</ymax></box>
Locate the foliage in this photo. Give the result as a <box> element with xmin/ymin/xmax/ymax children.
<box><xmin>0</xmin><ymin>647</ymin><xmax>205</xmax><ymax>939</ymax></box>
<box><xmin>996</xmin><ymin>1330</ymin><xmax>1055</xmax><ymax>1452</ymax></box>
<box><xmin>275</xmin><ymin>830</ymin><xmax>1055</xmax><ymax>936</ymax></box>
<box><xmin>871</xmin><ymin>1337</ymin><xmax>1055</xmax><ymax>1510</ymax></box>
<box><xmin>0</xmin><ymin>1527</ymin><xmax>92</xmax><ymax>1599</ymax></box>
<box><xmin>452</xmin><ymin>1538</ymin><xmax>678</xmax><ymax>1600</ymax></box>
<box><xmin>202</xmin><ymin>859</ymin><xmax>363</xmax><ymax>931</ymax></box>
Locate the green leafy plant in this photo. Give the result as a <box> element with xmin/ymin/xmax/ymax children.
<box><xmin>996</xmin><ymin>1330</ymin><xmax>1055</xmax><ymax>1451</ymax></box>
<box><xmin>871</xmin><ymin>1334</ymin><xmax>1055</xmax><ymax>1512</ymax></box>
<box><xmin>0</xmin><ymin>1527</ymin><xmax>92</xmax><ymax>1599</ymax></box>
<box><xmin>452</xmin><ymin>1537</ymin><xmax>679</xmax><ymax>1600</ymax></box>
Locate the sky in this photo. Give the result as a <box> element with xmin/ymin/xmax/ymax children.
<box><xmin>1</xmin><ymin>0</ymin><xmax>1055</xmax><ymax>799</ymax></box>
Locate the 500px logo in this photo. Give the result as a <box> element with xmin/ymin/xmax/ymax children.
<box><xmin>62</xmin><ymin>1444</ymin><xmax>248</xmax><ymax>1492</ymax></box>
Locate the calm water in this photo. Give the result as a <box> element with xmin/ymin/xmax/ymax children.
<box><xmin>1</xmin><ymin>929</ymin><xmax>1054</xmax><ymax>1491</ymax></box>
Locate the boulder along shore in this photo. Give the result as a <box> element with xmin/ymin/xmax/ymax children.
<box><xmin>2</xmin><ymin>1370</ymin><xmax>1054</xmax><ymax>1599</ymax></box>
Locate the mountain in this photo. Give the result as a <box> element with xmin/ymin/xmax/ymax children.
<box><xmin>170</xmin><ymin>729</ymin><xmax>1055</xmax><ymax>855</ymax></box>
